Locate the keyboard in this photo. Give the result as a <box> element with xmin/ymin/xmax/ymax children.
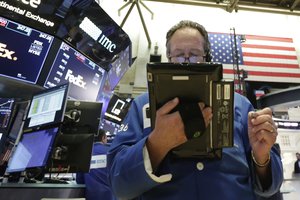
<box><xmin>43</xmin><ymin>178</ymin><xmax>69</xmax><ymax>184</ymax></box>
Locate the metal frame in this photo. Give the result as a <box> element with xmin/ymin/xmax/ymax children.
<box><xmin>118</xmin><ymin>0</ymin><xmax>154</xmax><ymax>48</ymax></box>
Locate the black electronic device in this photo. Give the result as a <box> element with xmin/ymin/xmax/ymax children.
<box><xmin>106</xmin><ymin>45</ymin><xmax>132</xmax><ymax>90</ymax></box>
<box><xmin>43</xmin><ymin>41</ymin><xmax>107</xmax><ymax>101</ymax></box>
<box><xmin>62</xmin><ymin>100</ymin><xmax>102</xmax><ymax>135</ymax></box>
<box><xmin>0</xmin><ymin>16</ymin><xmax>54</xmax><ymax>84</ymax></box>
<box><xmin>7</xmin><ymin>101</ymin><xmax>30</xmax><ymax>143</ymax></box>
<box><xmin>0</xmin><ymin>1</ymin><xmax>132</xmax><ymax>72</ymax></box>
<box><xmin>104</xmin><ymin>94</ymin><xmax>132</xmax><ymax>125</ymax></box>
<box><xmin>0</xmin><ymin>98</ymin><xmax>15</xmax><ymax>154</ymax></box>
<box><xmin>47</xmin><ymin>133</ymin><xmax>94</xmax><ymax>173</ymax></box>
<box><xmin>23</xmin><ymin>83</ymin><xmax>69</xmax><ymax>132</ymax></box>
<box><xmin>6</xmin><ymin>127</ymin><xmax>59</xmax><ymax>173</ymax></box>
<box><xmin>0</xmin><ymin>98</ymin><xmax>15</xmax><ymax>133</ymax></box>
<box><xmin>147</xmin><ymin>62</ymin><xmax>234</xmax><ymax>159</ymax></box>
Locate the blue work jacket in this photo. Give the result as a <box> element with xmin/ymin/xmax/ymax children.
<box><xmin>108</xmin><ymin>92</ymin><xmax>283</xmax><ymax>200</ymax></box>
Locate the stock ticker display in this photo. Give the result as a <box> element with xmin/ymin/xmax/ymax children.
<box><xmin>0</xmin><ymin>0</ymin><xmax>132</xmax><ymax>115</ymax></box>
<box><xmin>0</xmin><ymin>16</ymin><xmax>53</xmax><ymax>84</ymax></box>
<box><xmin>44</xmin><ymin>42</ymin><xmax>106</xmax><ymax>101</ymax></box>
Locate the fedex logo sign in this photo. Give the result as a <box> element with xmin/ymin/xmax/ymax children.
<box><xmin>0</xmin><ymin>43</ymin><xmax>17</xmax><ymax>61</ymax></box>
<box><xmin>65</xmin><ymin>69</ymin><xmax>87</xmax><ymax>89</ymax></box>
<box><xmin>16</xmin><ymin>0</ymin><xmax>41</xmax><ymax>8</ymax></box>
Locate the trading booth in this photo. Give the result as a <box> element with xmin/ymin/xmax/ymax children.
<box><xmin>0</xmin><ymin>0</ymin><xmax>132</xmax><ymax>199</ymax></box>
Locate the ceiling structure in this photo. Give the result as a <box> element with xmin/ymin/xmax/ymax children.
<box><xmin>144</xmin><ymin>0</ymin><xmax>300</xmax><ymax>15</ymax></box>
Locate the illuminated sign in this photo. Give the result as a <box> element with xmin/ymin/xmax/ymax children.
<box><xmin>0</xmin><ymin>0</ymin><xmax>62</xmax><ymax>33</ymax></box>
<box><xmin>0</xmin><ymin>43</ymin><xmax>17</xmax><ymax>61</ymax></box>
<box><xmin>79</xmin><ymin>17</ymin><xmax>117</xmax><ymax>53</ymax></box>
<box><xmin>16</xmin><ymin>0</ymin><xmax>41</xmax><ymax>8</ymax></box>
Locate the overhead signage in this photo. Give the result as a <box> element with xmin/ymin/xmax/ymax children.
<box><xmin>0</xmin><ymin>0</ymin><xmax>66</xmax><ymax>34</ymax></box>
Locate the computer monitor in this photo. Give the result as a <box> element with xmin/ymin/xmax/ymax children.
<box><xmin>6</xmin><ymin>127</ymin><xmax>59</xmax><ymax>173</ymax></box>
<box><xmin>7</xmin><ymin>101</ymin><xmax>30</xmax><ymax>143</ymax></box>
<box><xmin>62</xmin><ymin>100</ymin><xmax>102</xmax><ymax>135</ymax></box>
<box><xmin>23</xmin><ymin>83</ymin><xmax>69</xmax><ymax>132</ymax></box>
<box><xmin>0</xmin><ymin>98</ymin><xmax>15</xmax><ymax>133</ymax></box>
<box><xmin>48</xmin><ymin>133</ymin><xmax>94</xmax><ymax>173</ymax></box>
<box><xmin>43</xmin><ymin>41</ymin><xmax>106</xmax><ymax>101</ymax></box>
<box><xmin>106</xmin><ymin>45</ymin><xmax>132</xmax><ymax>90</ymax></box>
<box><xmin>0</xmin><ymin>16</ymin><xmax>54</xmax><ymax>84</ymax></box>
<box><xmin>104</xmin><ymin>94</ymin><xmax>132</xmax><ymax>125</ymax></box>
<box><xmin>0</xmin><ymin>98</ymin><xmax>15</xmax><ymax>153</ymax></box>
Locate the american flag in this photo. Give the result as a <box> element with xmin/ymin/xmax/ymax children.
<box><xmin>208</xmin><ymin>33</ymin><xmax>300</xmax><ymax>83</ymax></box>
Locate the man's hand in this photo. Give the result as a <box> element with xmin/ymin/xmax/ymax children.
<box><xmin>146</xmin><ymin>98</ymin><xmax>212</xmax><ymax>170</ymax></box>
<box><xmin>248</xmin><ymin>108</ymin><xmax>278</xmax><ymax>165</ymax></box>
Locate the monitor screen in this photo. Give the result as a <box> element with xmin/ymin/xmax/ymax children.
<box><xmin>44</xmin><ymin>41</ymin><xmax>106</xmax><ymax>101</ymax></box>
<box><xmin>0</xmin><ymin>98</ymin><xmax>15</xmax><ymax>132</ymax></box>
<box><xmin>0</xmin><ymin>1</ymin><xmax>131</xmax><ymax>75</ymax></box>
<box><xmin>0</xmin><ymin>98</ymin><xmax>15</xmax><ymax>154</ymax></box>
<box><xmin>55</xmin><ymin>1</ymin><xmax>132</xmax><ymax>71</ymax></box>
<box><xmin>7</xmin><ymin>101</ymin><xmax>30</xmax><ymax>142</ymax></box>
<box><xmin>23</xmin><ymin>83</ymin><xmax>69</xmax><ymax>131</ymax></box>
<box><xmin>0</xmin><ymin>0</ymin><xmax>69</xmax><ymax>35</ymax></box>
<box><xmin>48</xmin><ymin>133</ymin><xmax>94</xmax><ymax>173</ymax></box>
<box><xmin>104</xmin><ymin>94</ymin><xmax>132</xmax><ymax>125</ymax></box>
<box><xmin>6</xmin><ymin>127</ymin><xmax>59</xmax><ymax>173</ymax></box>
<box><xmin>0</xmin><ymin>16</ymin><xmax>54</xmax><ymax>84</ymax></box>
<box><xmin>106</xmin><ymin>45</ymin><xmax>131</xmax><ymax>90</ymax></box>
<box><xmin>62</xmin><ymin>100</ymin><xmax>102</xmax><ymax>135</ymax></box>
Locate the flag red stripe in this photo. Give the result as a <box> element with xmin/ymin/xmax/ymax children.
<box><xmin>242</xmin><ymin>44</ymin><xmax>295</xmax><ymax>51</ymax></box>
<box><xmin>223</xmin><ymin>69</ymin><xmax>300</xmax><ymax>77</ymax></box>
<box><xmin>243</xmin><ymin>61</ymin><xmax>299</xmax><ymax>68</ymax></box>
<box><xmin>243</xmin><ymin>52</ymin><xmax>297</xmax><ymax>60</ymax></box>
<box><xmin>245</xmin><ymin>35</ymin><xmax>293</xmax><ymax>43</ymax></box>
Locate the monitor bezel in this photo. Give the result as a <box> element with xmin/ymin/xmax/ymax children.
<box><xmin>47</xmin><ymin>133</ymin><xmax>94</xmax><ymax>173</ymax></box>
<box><xmin>62</xmin><ymin>100</ymin><xmax>103</xmax><ymax>135</ymax></box>
<box><xmin>147</xmin><ymin>62</ymin><xmax>223</xmax><ymax>130</ymax></box>
<box><xmin>23</xmin><ymin>83</ymin><xmax>70</xmax><ymax>132</ymax></box>
<box><xmin>6</xmin><ymin>126</ymin><xmax>60</xmax><ymax>173</ymax></box>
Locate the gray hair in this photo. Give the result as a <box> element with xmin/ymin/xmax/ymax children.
<box><xmin>165</xmin><ymin>20</ymin><xmax>211</xmax><ymax>61</ymax></box>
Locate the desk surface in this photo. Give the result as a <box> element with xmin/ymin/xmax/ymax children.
<box><xmin>0</xmin><ymin>183</ymin><xmax>85</xmax><ymax>200</ymax></box>
<box><xmin>0</xmin><ymin>182</ymin><xmax>85</xmax><ymax>188</ymax></box>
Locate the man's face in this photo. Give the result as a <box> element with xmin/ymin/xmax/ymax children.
<box><xmin>168</xmin><ymin>27</ymin><xmax>206</xmax><ymax>63</ymax></box>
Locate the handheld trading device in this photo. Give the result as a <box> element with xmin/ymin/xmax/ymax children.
<box><xmin>147</xmin><ymin>62</ymin><xmax>234</xmax><ymax>159</ymax></box>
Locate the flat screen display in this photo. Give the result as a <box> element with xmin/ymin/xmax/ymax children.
<box><xmin>0</xmin><ymin>16</ymin><xmax>54</xmax><ymax>84</ymax></box>
<box><xmin>6</xmin><ymin>126</ymin><xmax>59</xmax><ymax>173</ymax></box>
<box><xmin>55</xmin><ymin>1</ymin><xmax>132</xmax><ymax>71</ymax></box>
<box><xmin>0</xmin><ymin>0</ymin><xmax>70</xmax><ymax>35</ymax></box>
<box><xmin>0</xmin><ymin>98</ymin><xmax>15</xmax><ymax>131</ymax></box>
<box><xmin>106</xmin><ymin>45</ymin><xmax>131</xmax><ymax>90</ymax></box>
<box><xmin>104</xmin><ymin>94</ymin><xmax>132</xmax><ymax>125</ymax></box>
<box><xmin>48</xmin><ymin>133</ymin><xmax>94</xmax><ymax>173</ymax></box>
<box><xmin>62</xmin><ymin>100</ymin><xmax>102</xmax><ymax>135</ymax></box>
<box><xmin>23</xmin><ymin>83</ymin><xmax>69</xmax><ymax>131</ymax></box>
<box><xmin>44</xmin><ymin>42</ymin><xmax>106</xmax><ymax>101</ymax></box>
<box><xmin>7</xmin><ymin>101</ymin><xmax>30</xmax><ymax>142</ymax></box>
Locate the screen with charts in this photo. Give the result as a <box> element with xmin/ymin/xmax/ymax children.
<box><xmin>6</xmin><ymin>127</ymin><xmax>59</xmax><ymax>173</ymax></box>
<box><xmin>44</xmin><ymin>42</ymin><xmax>106</xmax><ymax>101</ymax></box>
<box><xmin>23</xmin><ymin>83</ymin><xmax>69</xmax><ymax>131</ymax></box>
<box><xmin>0</xmin><ymin>16</ymin><xmax>54</xmax><ymax>84</ymax></box>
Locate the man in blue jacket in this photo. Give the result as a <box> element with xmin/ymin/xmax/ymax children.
<box><xmin>107</xmin><ymin>20</ymin><xmax>283</xmax><ymax>200</ymax></box>
<box><xmin>76</xmin><ymin>130</ymin><xmax>116</xmax><ymax>200</ymax></box>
